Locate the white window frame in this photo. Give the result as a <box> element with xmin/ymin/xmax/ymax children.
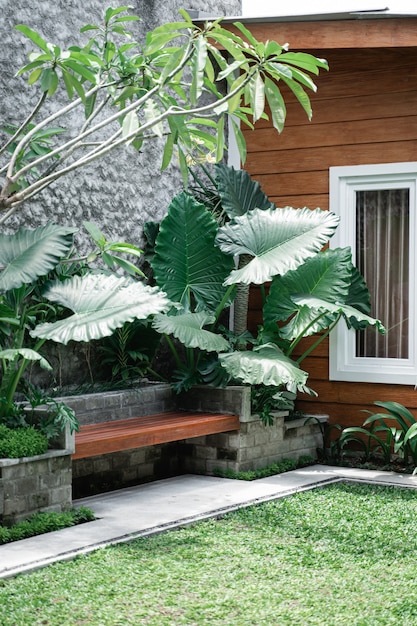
<box><xmin>329</xmin><ymin>162</ymin><xmax>417</xmax><ymax>385</ymax></box>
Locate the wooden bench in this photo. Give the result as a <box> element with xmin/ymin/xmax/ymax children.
<box><xmin>73</xmin><ymin>411</ymin><xmax>240</xmax><ymax>460</ymax></box>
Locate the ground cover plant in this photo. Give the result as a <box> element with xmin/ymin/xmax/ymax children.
<box><xmin>213</xmin><ymin>454</ymin><xmax>315</xmax><ymax>480</ymax></box>
<box><xmin>1</xmin><ymin>482</ymin><xmax>417</xmax><ymax>625</ymax></box>
<box><xmin>0</xmin><ymin>506</ymin><xmax>95</xmax><ymax>545</ymax></box>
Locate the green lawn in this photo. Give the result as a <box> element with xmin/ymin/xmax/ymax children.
<box><xmin>1</xmin><ymin>482</ymin><xmax>417</xmax><ymax>625</ymax></box>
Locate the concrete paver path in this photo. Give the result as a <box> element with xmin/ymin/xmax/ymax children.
<box><xmin>1</xmin><ymin>465</ymin><xmax>416</xmax><ymax>579</ymax></box>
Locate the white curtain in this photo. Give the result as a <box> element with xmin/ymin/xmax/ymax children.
<box><xmin>356</xmin><ymin>188</ymin><xmax>409</xmax><ymax>359</ymax></box>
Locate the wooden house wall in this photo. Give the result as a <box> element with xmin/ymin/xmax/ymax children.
<box><xmin>244</xmin><ymin>45</ymin><xmax>417</xmax><ymax>428</ymax></box>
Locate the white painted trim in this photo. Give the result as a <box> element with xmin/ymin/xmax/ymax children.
<box><xmin>329</xmin><ymin>162</ymin><xmax>417</xmax><ymax>385</ymax></box>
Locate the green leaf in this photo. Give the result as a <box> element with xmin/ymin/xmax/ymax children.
<box><xmin>404</xmin><ymin>423</ymin><xmax>417</xmax><ymax>446</ymax></box>
<box><xmin>113</xmin><ymin>16</ymin><xmax>141</xmax><ymax>23</ymax></box>
<box><xmin>264</xmin><ymin>77</ymin><xmax>286</xmax><ymax>133</ymax></box>
<box><xmin>264</xmin><ymin>248</ymin><xmax>354</xmax><ymax>338</ymax></box>
<box><xmin>0</xmin><ymin>348</ymin><xmax>52</xmax><ymax>370</ymax></box>
<box><xmin>40</xmin><ymin>68</ymin><xmax>58</xmax><ymax>95</ymax></box>
<box><xmin>247</xmin><ymin>72</ymin><xmax>265</xmax><ymax>123</ymax></box>
<box><xmin>218</xmin><ymin>59</ymin><xmax>246</xmax><ymax>82</ymax></box>
<box><xmin>152</xmin><ymin>192</ymin><xmax>235</xmax><ymax>312</ymax></box>
<box><xmin>31</xmin><ymin>274</ymin><xmax>171</xmax><ymax>345</ymax></box>
<box><xmin>105</xmin><ymin>6</ymin><xmax>133</xmax><ymax>23</ymax></box>
<box><xmin>233</xmin><ymin>21</ymin><xmax>261</xmax><ymax>47</ymax></box>
<box><xmin>122</xmin><ymin>110</ymin><xmax>139</xmax><ymax>141</ymax></box>
<box><xmin>292</xmin><ymin>294</ymin><xmax>386</xmax><ymax>334</ymax></box>
<box><xmin>144</xmin><ymin>32</ymin><xmax>182</xmax><ymax>56</ymax></box>
<box><xmin>152</xmin><ymin>312</ymin><xmax>229</xmax><ymax>352</ymax></box>
<box><xmin>177</xmin><ymin>147</ymin><xmax>189</xmax><ymax>185</ymax></box>
<box><xmin>280</xmin><ymin>74</ymin><xmax>313</xmax><ymax>120</ymax></box>
<box><xmin>106</xmin><ymin>242</ymin><xmax>143</xmax><ymax>257</ymax></box>
<box><xmin>83</xmin><ymin>221</ymin><xmax>105</xmax><ymax>245</ymax></box>
<box><xmin>190</xmin><ymin>36</ymin><xmax>207</xmax><ymax>105</ymax></box>
<box><xmin>161</xmin><ymin>132</ymin><xmax>175</xmax><ymax>170</ymax></box>
<box><xmin>219</xmin><ymin>343</ymin><xmax>309</xmax><ymax>392</ymax></box>
<box><xmin>28</xmin><ymin>67</ymin><xmax>43</xmax><ymax>85</ymax></box>
<box><xmin>108</xmin><ymin>255</ymin><xmax>145</xmax><ymax>277</ymax></box>
<box><xmin>216</xmin><ymin>117</ymin><xmax>225</xmax><ymax>162</ymax></box>
<box><xmin>16</xmin><ymin>60</ymin><xmax>46</xmax><ymax>77</ymax></box>
<box><xmin>80</xmin><ymin>24</ymin><xmax>100</xmax><ymax>33</ymax></box>
<box><xmin>280</xmin><ymin>52</ymin><xmax>328</xmax><ymax>74</ymax></box>
<box><xmin>0</xmin><ymin>224</ymin><xmax>77</xmax><ymax>292</ymax></box>
<box><xmin>62</xmin><ymin>71</ymin><xmax>85</xmax><ymax>101</ymax></box>
<box><xmin>62</xmin><ymin>60</ymin><xmax>97</xmax><ymax>84</ymax></box>
<box><xmin>217</xmin><ymin>207</ymin><xmax>340</xmax><ymax>285</ymax></box>
<box><xmin>374</xmin><ymin>401</ymin><xmax>417</xmax><ymax>426</ymax></box>
<box><xmin>144</xmin><ymin>100</ymin><xmax>163</xmax><ymax>138</ymax></box>
<box><xmin>215</xmin><ymin>163</ymin><xmax>273</xmax><ymax>219</ymax></box>
<box><xmin>230</xmin><ymin>117</ymin><xmax>247</xmax><ymax>164</ymax></box>
<box><xmin>15</xmin><ymin>25</ymin><xmax>50</xmax><ymax>53</ymax></box>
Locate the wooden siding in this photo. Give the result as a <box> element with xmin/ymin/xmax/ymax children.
<box><xmin>226</xmin><ymin>18</ymin><xmax>417</xmax><ymax>50</ymax></box>
<box><xmin>245</xmin><ymin>46</ymin><xmax>417</xmax><ymax>428</ymax></box>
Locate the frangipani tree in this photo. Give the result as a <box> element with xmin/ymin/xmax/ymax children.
<box><xmin>0</xmin><ymin>6</ymin><xmax>328</xmax><ymax>224</ymax></box>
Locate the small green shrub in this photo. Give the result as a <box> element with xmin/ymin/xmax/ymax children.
<box><xmin>339</xmin><ymin>401</ymin><xmax>417</xmax><ymax>472</ymax></box>
<box><xmin>0</xmin><ymin>507</ymin><xmax>95</xmax><ymax>544</ymax></box>
<box><xmin>0</xmin><ymin>426</ymin><xmax>48</xmax><ymax>458</ymax></box>
<box><xmin>213</xmin><ymin>456</ymin><xmax>315</xmax><ymax>481</ymax></box>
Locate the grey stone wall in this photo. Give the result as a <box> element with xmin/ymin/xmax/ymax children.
<box><xmin>0</xmin><ymin>0</ymin><xmax>241</xmax><ymax>246</ymax></box>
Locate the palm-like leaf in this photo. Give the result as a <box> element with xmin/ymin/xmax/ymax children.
<box><xmin>215</xmin><ymin>163</ymin><xmax>273</xmax><ymax>218</ymax></box>
<box><xmin>0</xmin><ymin>224</ymin><xmax>77</xmax><ymax>292</ymax></box>
<box><xmin>30</xmin><ymin>274</ymin><xmax>170</xmax><ymax>344</ymax></box>
<box><xmin>152</xmin><ymin>192</ymin><xmax>235</xmax><ymax>311</ymax></box>
<box><xmin>216</xmin><ymin>207</ymin><xmax>340</xmax><ymax>285</ymax></box>
<box><xmin>152</xmin><ymin>312</ymin><xmax>230</xmax><ymax>352</ymax></box>
<box><xmin>219</xmin><ymin>343</ymin><xmax>309</xmax><ymax>392</ymax></box>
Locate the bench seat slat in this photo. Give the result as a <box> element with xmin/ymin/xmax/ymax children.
<box><xmin>73</xmin><ymin>411</ymin><xmax>240</xmax><ymax>460</ymax></box>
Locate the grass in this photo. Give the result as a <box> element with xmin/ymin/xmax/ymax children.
<box><xmin>1</xmin><ymin>482</ymin><xmax>417</xmax><ymax>625</ymax></box>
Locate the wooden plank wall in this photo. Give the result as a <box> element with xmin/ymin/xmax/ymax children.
<box><xmin>244</xmin><ymin>47</ymin><xmax>417</xmax><ymax>428</ymax></box>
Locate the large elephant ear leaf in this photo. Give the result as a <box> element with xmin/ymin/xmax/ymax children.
<box><xmin>215</xmin><ymin>163</ymin><xmax>274</xmax><ymax>218</ymax></box>
<box><xmin>292</xmin><ymin>295</ymin><xmax>386</xmax><ymax>334</ymax></box>
<box><xmin>219</xmin><ymin>343</ymin><xmax>309</xmax><ymax>393</ymax></box>
<box><xmin>0</xmin><ymin>348</ymin><xmax>52</xmax><ymax>370</ymax></box>
<box><xmin>344</xmin><ymin>264</ymin><xmax>373</xmax><ymax>330</ymax></box>
<box><xmin>30</xmin><ymin>274</ymin><xmax>171</xmax><ymax>345</ymax></box>
<box><xmin>152</xmin><ymin>312</ymin><xmax>230</xmax><ymax>352</ymax></box>
<box><xmin>264</xmin><ymin>247</ymin><xmax>354</xmax><ymax>340</ymax></box>
<box><xmin>0</xmin><ymin>223</ymin><xmax>77</xmax><ymax>292</ymax></box>
<box><xmin>216</xmin><ymin>206</ymin><xmax>340</xmax><ymax>285</ymax></box>
<box><xmin>152</xmin><ymin>191</ymin><xmax>235</xmax><ymax>312</ymax></box>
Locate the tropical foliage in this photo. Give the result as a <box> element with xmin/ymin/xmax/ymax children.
<box><xmin>0</xmin><ymin>222</ymin><xmax>169</xmax><ymax>427</ymax></box>
<box><xmin>141</xmin><ymin>165</ymin><xmax>385</xmax><ymax>400</ymax></box>
<box><xmin>339</xmin><ymin>401</ymin><xmax>417</xmax><ymax>471</ymax></box>
<box><xmin>0</xmin><ymin>6</ymin><xmax>328</xmax><ymax>224</ymax></box>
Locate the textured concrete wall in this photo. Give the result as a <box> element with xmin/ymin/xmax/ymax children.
<box><xmin>0</xmin><ymin>0</ymin><xmax>241</xmax><ymax>247</ymax></box>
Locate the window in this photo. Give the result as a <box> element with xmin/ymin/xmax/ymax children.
<box><xmin>329</xmin><ymin>162</ymin><xmax>417</xmax><ymax>385</ymax></box>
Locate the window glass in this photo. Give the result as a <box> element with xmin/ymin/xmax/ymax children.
<box><xmin>356</xmin><ymin>188</ymin><xmax>409</xmax><ymax>359</ymax></box>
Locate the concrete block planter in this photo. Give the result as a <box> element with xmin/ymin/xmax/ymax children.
<box><xmin>25</xmin><ymin>383</ymin><xmax>328</xmax><ymax>497</ymax></box>
<box><xmin>60</xmin><ymin>383</ymin><xmax>178</xmax><ymax>497</ymax></box>
<box><xmin>0</xmin><ymin>424</ymin><xmax>74</xmax><ymax>526</ymax></box>
<box><xmin>178</xmin><ymin>386</ymin><xmax>328</xmax><ymax>474</ymax></box>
